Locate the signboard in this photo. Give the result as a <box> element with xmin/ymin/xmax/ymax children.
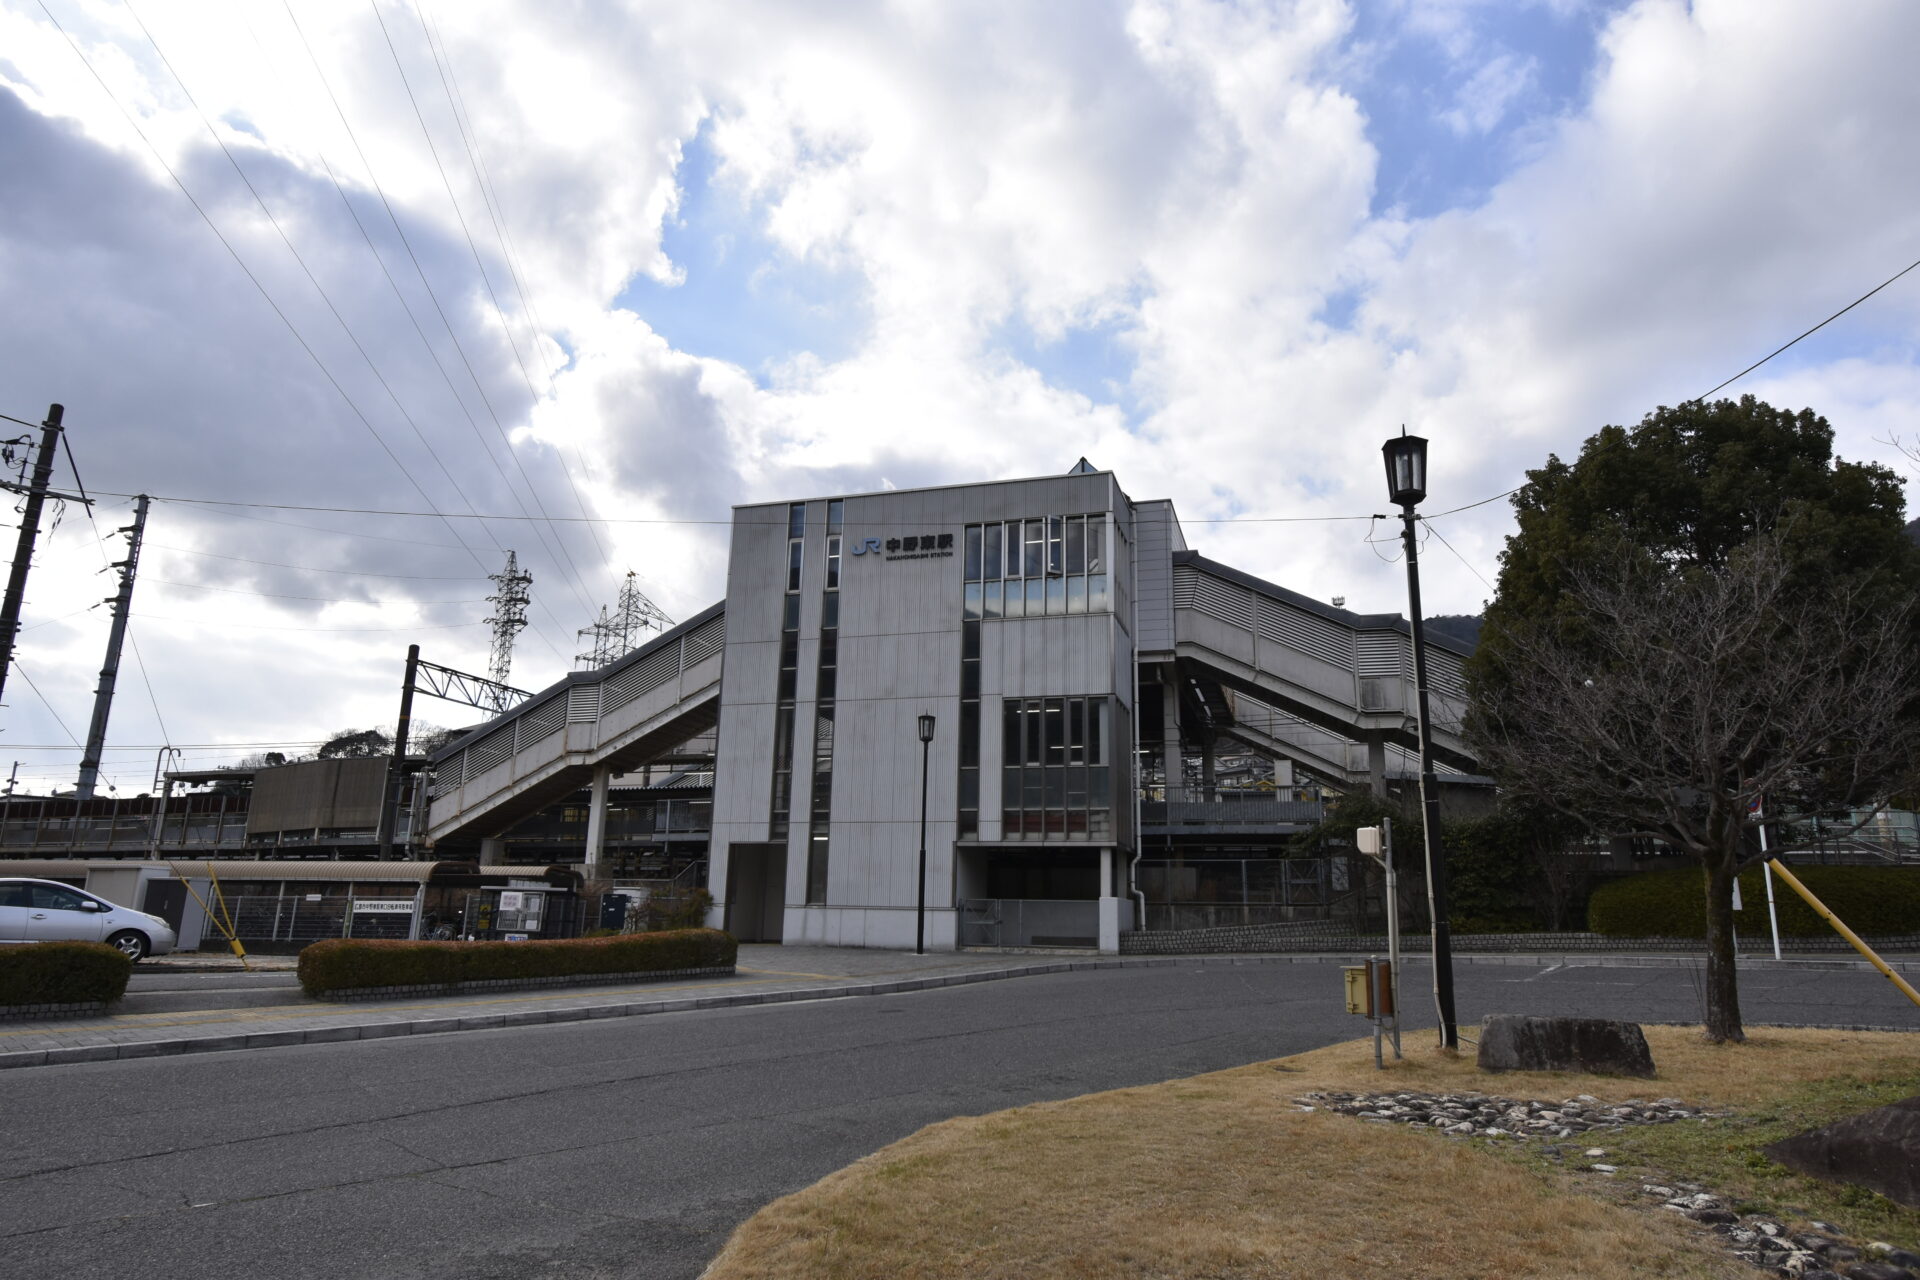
<box><xmin>502</xmin><ymin>932</ymin><xmax>529</xmax><ymax>942</ymax></box>
<box><xmin>351</xmin><ymin>899</ymin><xmax>414</xmax><ymax>914</ymax></box>
<box><xmin>849</xmin><ymin>532</ymin><xmax>956</xmax><ymax>563</ymax></box>
<box><xmin>498</xmin><ymin>891</ymin><xmax>524</xmax><ymax>912</ymax></box>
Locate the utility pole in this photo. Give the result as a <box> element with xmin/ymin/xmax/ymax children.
<box><xmin>0</xmin><ymin>404</ymin><xmax>70</xmax><ymax>712</ymax></box>
<box><xmin>376</xmin><ymin>644</ymin><xmax>421</xmax><ymax>859</ymax></box>
<box><xmin>75</xmin><ymin>495</ymin><xmax>148</xmax><ymax>801</ymax></box>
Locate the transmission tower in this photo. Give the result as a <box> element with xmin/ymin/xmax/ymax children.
<box><xmin>576</xmin><ymin>571</ymin><xmax>673</xmax><ymax>668</ymax></box>
<box><xmin>485</xmin><ymin>551</ymin><xmax>533</xmax><ymax>688</ymax></box>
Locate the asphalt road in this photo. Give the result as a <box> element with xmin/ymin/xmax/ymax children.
<box><xmin>5</xmin><ymin>960</ymin><xmax>1914</xmax><ymax>1280</ymax></box>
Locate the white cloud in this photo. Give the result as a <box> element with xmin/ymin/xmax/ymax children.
<box><xmin>1</xmin><ymin>0</ymin><xmax>1916</xmax><ymax>789</ymax></box>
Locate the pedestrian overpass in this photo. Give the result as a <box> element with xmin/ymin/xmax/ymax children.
<box><xmin>423</xmin><ymin>549</ymin><xmax>1476</xmax><ymax>849</ymax></box>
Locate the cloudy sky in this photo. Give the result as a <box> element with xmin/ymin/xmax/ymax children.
<box><xmin>1</xmin><ymin>0</ymin><xmax>1916</xmax><ymax>795</ymax></box>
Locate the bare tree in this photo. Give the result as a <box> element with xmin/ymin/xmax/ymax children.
<box><xmin>1468</xmin><ymin>533</ymin><xmax>1920</xmax><ymax>1042</ymax></box>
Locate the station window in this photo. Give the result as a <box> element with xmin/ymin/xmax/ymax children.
<box><xmin>999</xmin><ymin>696</ymin><xmax>1111</xmax><ymax>839</ymax></box>
<box><xmin>961</xmin><ymin>513</ymin><xmax>1110</xmax><ymax>619</ymax></box>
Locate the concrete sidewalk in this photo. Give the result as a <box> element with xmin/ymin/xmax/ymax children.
<box><xmin>5</xmin><ymin>946</ymin><xmax>1914</xmax><ymax>1072</ymax></box>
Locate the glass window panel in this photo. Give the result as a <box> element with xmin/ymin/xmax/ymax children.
<box><xmin>1088</xmin><ymin>809</ymin><xmax>1111</xmax><ymax>839</ymax></box>
<box><xmin>1002</xmin><ymin>764</ymin><xmax>1021</xmax><ymax>805</ymax></box>
<box><xmin>1066</xmin><ymin>765</ymin><xmax>1088</xmax><ymax>809</ymax></box>
<box><xmin>821</xmin><ymin>593</ymin><xmax>839</xmax><ymax>630</ymax></box>
<box><xmin>1048</xmin><ymin>516</ymin><xmax>1064</xmax><ymax>574</ymax></box>
<box><xmin>1003</xmin><ymin>704</ymin><xmax>1021</xmax><ymax>764</ymax></box>
<box><xmin>1087</xmin><ymin>518</ymin><xmax>1106</xmax><ymax>572</ymax></box>
<box><xmin>960</xmin><ymin>663</ymin><xmax>979</xmax><ymax>698</ymax></box>
<box><xmin>960</xmin><ymin>702</ymin><xmax>979</xmax><ymax>758</ymax></box>
<box><xmin>771</xmin><ymin>771</ymin><xmax>791</xmax><ymax>811</ymax></box>
<box><xmin>1088</xmin><ymin>572</ymin><xmax>1109</xmax><ymax>614</ymax></box>
<box><xmin>786</xmin><ymin>539</ymin><xmax>803</xmax><ymax>592</ymax></box>
<box><xmin>1006</xmin><ymin>523</ymin><xmax>1022</xmax><ymax>577</ymax></box>
<box><xmin>1023</xmin><ymin>769</ymin><xmax>1045</xmax><ymax>809</ymax></box>
<box><xmin>1046</xmin><ymin>574</ymin><xmax>1065</xmax><ymax>614</ymax></box>
<box><xmin>1003</xmin><ymin>581</ymin><xmax>1023</xmax><ymax>618</ymax></box>
<box><xmin>964</xmin><ymin>581</ymin><xmax>982</xmax><ymax>620</ymax></box>
<box><xmin>1090</xmin><ymin>765</ymin><xmax>1111</xmax><ymax>808</ymax></box>
<box><xmin>958</xmin><ymin>766</ymin><xmax>978</xmax><ymax>809</ymax></box>
<box><xmin>788</xmin><ymin>503</ymin><xmax>806</xmax><ymax>538</ymax></box>
<box><xmin>827</xmin><ymin>499</ymin><xmax>843</xmax><ymax>532</ymax></box>
<box><xmin>779</xmin><ymin>632</ymin><xmax>798</xmax><ymax>667</ymax></box>
<box><xmin>983</xmin><ymin>524</ymin><xmax>1002</xmax><ymax>580</ymax></box>
<box><xmin>819</xmin><ymin>631</ymin><xmax>837</xmax><ymax>667</ymax></box>
<box><xmin>1067</xmin><ymin>575</ymin><xmax>1086</xmax><ymax>614</ymax></box>
<box><xmin>1066</xmin><ymin>516</ymin><xmax>1085</xmax><ymax>574</ymax></box>
<box><xmin>1087</xmin><ymin>700</ymin><xmax>1105</xmax><ymax>765</ymax></box>
<box><xmin>1024</xmin><ymin>520</ymin><xmax>1043</xmax><ymax>577</ymax></box>
<box><xmin>783</xmin><ymin>595</ymin><xmax>800</xmax><ymax>631</ymax></box>
<box><xmin>777</xmin><ymin>666</ymin><xmax>797</xmax><ymax>702</ymax></box>
<box><xmin>1025</xmin><ymin>704</ymin><xmax>1043</xmax><ymax>765</ymax></box>
<box><xmin>1026</xmin><ymin>577</ymin><xmax>1044</xmax><ymax>614</ymax></box>
<box><xmin>958</xmin><ymin>812</ymin><xmax>978</xmax><ymax>839</ymax></box>
<box><xmin>1003</xmin><ymin>808</ymin><xmax>1023</xmax><ymax>834</ymax></box>
<box><xmin>1068</xmin><ymin>700</ymin><xmax>1084</xmax><ymax>765</ymax></box>
<box><xmin>816</xmin><ymin>666</ymin><xmax>836</xmax><ymax>700</ymax></box>
<box><xmin>962</xmin><ymin>619</ymin><xmax>981</xmax><ymax>660</ymax></box>
<box><xmin>964</xmin><ymin>525</ymin><xmax>982</xmax><ymax>580</ymax></box>
<box><xmin>984</xmin><ymin>580</ymin><xmax>1002</xmax><ymax>618</ymax></box>
<box><xmin>1044</xmin><ymin>700</ymin><xmax>1064</xmax><ymax>762</ymax></box>
<box><xmin>825</xmin><ymin>536</ymin><xmax>841</xmax><ymax>590</ymax></box>
<box><xmin>771</xmin><ymin>706</ymin><xmax>794</xmax><ymax>767</ymax></box>
<box><xmin>807</xmin><ymin>841</ymin><xmax>827</xmax><ymax>903</ymax></box>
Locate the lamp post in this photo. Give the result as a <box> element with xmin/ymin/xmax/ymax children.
<box><xmin>1381</xmin><ymin>429</ymin><xmax>1459</xmax><ymax>1051</ymax></box>
<box><xmin>916</xmin><ymin>712</ymin><xmax>935</xmax><ymax>955</ymax></box>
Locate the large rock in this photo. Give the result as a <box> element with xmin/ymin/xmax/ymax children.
<box><xmin>1476</xmin><ymin>1015</ymin><xmax>1656</xmax><ymax>1078</ymax></box>
<box><xmin>1763</xmin><ymin>1096</ymin><xmax>1920</xmax><ymax>1209</ymax></box>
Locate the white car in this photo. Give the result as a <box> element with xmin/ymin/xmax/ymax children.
<box><xmin>0</xmin><ymin>877</ymin><xmax>178</xmax><ymax>961</ymax></box>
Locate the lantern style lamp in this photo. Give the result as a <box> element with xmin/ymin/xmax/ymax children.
<box><xmin>1379</xmin><ymin>427</ymin><xmax>1456</xmax><ymax>1050</ymax></box>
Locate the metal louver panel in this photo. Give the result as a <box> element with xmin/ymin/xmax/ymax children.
<box><xmin>1356</xmin><ymin>632</ymin><xmax>1406</xmax><ymax>677</ymax></box>
<box><xmin>516</xmin><ymin>694</ymin><xmax>566</xmax><ymax>746</ymax></box>
<box><xmin>1192</xmin><ymin>573</ymin><xmax>1252</xmax><ymax>628</ymax></box>
<box><xmin>567</xmin><ymin>685</ymin><xmax>602</xmax><ymax>723</ymax></box>
<box><xmin>1256</xmin><ymin>597</ymin><xmax>1352</xmax><ymax>667</ymax></box>
<box><xmin>466</xmin><ymin>726</ymin><xmax>513</xmax><ymax>775</ymax></box>
<box><xmin>602</xmin><ymin>644</ymin><xmax>679</xmax><ymax>714</ymax></box>
<box><xmin>684</xmin><ymin>616</ymin><xmax>725</xmax><ymax>666</ymax></box>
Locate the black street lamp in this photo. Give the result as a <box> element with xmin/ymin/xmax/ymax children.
<box><xmin>916</xmin><ymin>712</ymin><xmax>935</xmax><ymax>955</ymax></box>
<box><xmin>1381</xmin><ymin>429</ymin><xmax>1459</xmax><ymax>1050</ymax></box>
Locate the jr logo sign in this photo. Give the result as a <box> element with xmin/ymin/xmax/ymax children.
<box><xmin>850</xmin><ymin>532</ymin><xmax>956</xmax><ymax>561</ymax></box>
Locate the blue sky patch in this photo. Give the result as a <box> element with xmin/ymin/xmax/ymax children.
<box><xmin>990</xmin><ymin>308</ymin><xmax>1141</xmax><ymax>417</ymax></box>
<box><xmin>1343</xmin><ymin>3</ymin><xmax>1623</xmax><ymax>219</ymax></box>
<box><xmin>616</xmin><ymin>124</ymin><xmax>869</xmax><ymax>382</ymax></box>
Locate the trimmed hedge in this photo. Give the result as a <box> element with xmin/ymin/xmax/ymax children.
<box><xmin>1588</xmin><ymin>865</ymin><xmax>1920</xmax><ymax>939</ymax></box>
<box><xmin>296</xmin><ymin>928</ymin><xmax>737</xmax><ymax>997</ymax></box>
<box><xmin>0</xmin><ymin>942</ymin><xmax>133</xmax><ymax>1007</ymax></box>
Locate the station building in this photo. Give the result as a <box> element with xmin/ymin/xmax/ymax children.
<box><xmin>423</xmin><ymin>465</ymin><xmax>1479</xmax><ymax>952</ymax></box>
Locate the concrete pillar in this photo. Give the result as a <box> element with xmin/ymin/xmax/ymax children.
<box><xmin>1160</xmin><ymin>669</ymin><xmax>1185</xmax><ymax>802</ymax></box>
<box><xmin>583</xmin><ymin>765</ymin><xmax>611</xmax><ymax>876</ymax></box>
<box><xmin>1367</xmin><ymin>737</ymin><xmax>1387</xmax><ymax>798</ymax></box>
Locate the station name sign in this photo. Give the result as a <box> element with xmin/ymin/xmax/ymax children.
<box><xmin>850</xmin><ymin>533</ymin><xmax>955</xmax><ymax>563</ymax></box>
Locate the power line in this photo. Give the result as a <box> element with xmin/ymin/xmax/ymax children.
<box><xmin>132</xmin><ymin>612</ymin><xmax>480</xmax><ymax>633</ymax></box>
<box><xmin>11</xmin><ymin>658</ymin><xmax>82</xmax><ymax>746</ymax></box>
<box><xmin>1421</xmin><ymin>518</ymin><xmax>1495</xmax><ymax>595</ymax></box>
<box><xmin>38</xmin><ymin>0</ymin><xmax>516</xmax><ymax>631</ymax></box>
<box><xmin>366</xmin><ymin>0</ymin><xmax>605</xmax><ymax>618</ymax></box>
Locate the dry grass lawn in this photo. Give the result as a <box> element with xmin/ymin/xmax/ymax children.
<box><xmin>700</xmin><ymin>1026</ymin><xmax>1920</xmax><ymax>1280</ymax></box>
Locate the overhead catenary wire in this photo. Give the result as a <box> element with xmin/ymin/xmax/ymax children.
<box><xmin>148</xmin><ymin>543</ymin><xmax>489</xmax><ymax>580</ymax></box>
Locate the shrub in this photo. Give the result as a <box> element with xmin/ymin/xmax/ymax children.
<box><xmin>297</xmin><ymin>927</ymin><xmax>738</xmax><ymax>997</ymax></box>
<box><xmin>0</xmin><ymin>942</ymin><xmax>133</xmax><ymax>1007</ymax></box>
<box><xmin>1588</xmin><ymin>865</ymin><xmax>1920</xmax><ymax>938</ymax></box>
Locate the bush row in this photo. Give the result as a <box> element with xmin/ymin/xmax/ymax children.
<box><xmin>1587</xmin><ymin>865</ymin><xmax>1920</xmax><ymax>938</ymax></box>
<box><xmin>0</xmin><ymin>942</ymin><xmax>133</xmax><ymax>1007</ymax></box>
<box><xmin>297</xmin><ymin>927</ymin><xmax>737</xmax><ymax>997</ymax></box>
